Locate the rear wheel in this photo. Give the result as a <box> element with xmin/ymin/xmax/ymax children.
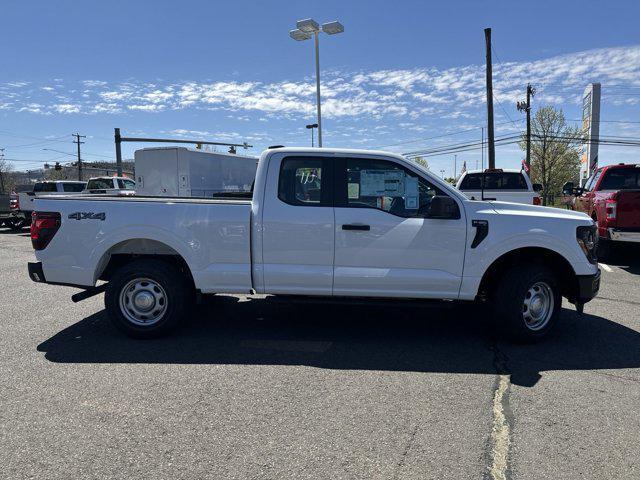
<box><xmin>105</xmin><ymin>259</ymin><xmax>192</xmax><ymax>338</ymax></box>
<box><xmin>492</xmin><ymin>264</ymin><xmax>561</xmax><ymax>342</ymax></box>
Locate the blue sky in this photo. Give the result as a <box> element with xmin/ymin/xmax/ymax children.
<box><xmin>1</xmin><ymin>0</ymin><xmax>639</xmax><ymax>176</ymax></box>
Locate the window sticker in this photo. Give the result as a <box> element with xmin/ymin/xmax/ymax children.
<box><xmin>404</xmin><ymin>176</ymin><xmax>419</xmax><ymax>209</ymax></box>
<box><xmin>348</xmin><ymin>182</ymin><xmax>360</xmax><ymax>199</ymax></box>
<box><xmin>360</xmin><ymin>170</ymin><xmax>405</xmax><ymax>196</ymax></box>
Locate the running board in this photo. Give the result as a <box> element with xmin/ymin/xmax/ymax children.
<box><xmin>71</xmin><ymin>284</ymin><xmax>107</xmax><ymax>303</ymax></box>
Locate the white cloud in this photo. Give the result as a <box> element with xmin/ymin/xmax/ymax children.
<box><xmin>2</xmin><ymin>45</ymin><xmax>639</xmax><ymax>131</ymax></box>
<box><xmin>19</xmin><ymin>103</ymin><xmax>45</xmax><ymax>114</ymax></box>
<box><xmin>128</xmin><ymin>104</ymin><xmax>165</xmax><ymax>112</ymax></box>
<box><xmin>83</xmin><ymin>80</ymin><xmax>108</xmax><ymax>87</ymax></box>
<box><xmin>54</xmin><ymin>103</ymin><xmax>81</xmax><ymax>114</ymax></box>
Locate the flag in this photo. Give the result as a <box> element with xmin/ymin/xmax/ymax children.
<box><xmin>461</xmin><ymin>161</ymin><xmax>467</xmax><ymax>175</ymax></box>
<box><xmin>521</xmin><ymin>159</ymin><xmax>529</xmax><ymax>173</ymax></box>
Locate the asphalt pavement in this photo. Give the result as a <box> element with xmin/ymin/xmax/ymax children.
<box><xmin>1</xmin><ymin>228</ymin><xmax>638</xmax><ymax>480</ymax></box>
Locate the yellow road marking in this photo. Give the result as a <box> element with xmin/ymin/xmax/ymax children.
<box><xmin>489</xmin><ymin>374</ymin><xmax>511</xmax><ymax>480</ymax></box>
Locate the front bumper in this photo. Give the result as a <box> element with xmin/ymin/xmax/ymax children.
<box><xmin>575</xmin><ymin>269</ymin><xmax>601</xmax><ymax>303</ymax></box>
<box><xmin>608</xmin><ymin>228</ymin><xmax>640</xmax><ymax>243</ymax></box>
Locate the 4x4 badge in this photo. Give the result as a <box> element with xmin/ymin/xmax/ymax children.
<box><xmin>68</xmin><ymin>212</ymin><xmax>106</xmax><ymax>221</ymax></box>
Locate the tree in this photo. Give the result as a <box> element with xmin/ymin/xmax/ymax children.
<box><xmin>412</xmin><ymin>157</ymin><xmax>429</xmax><ymax>170</ymax></box>
<box><xmin>0</xmin><ymin>156</ymin><xmax>13</xmax><ymax>194</ymax></box>
<box><xmin>520</xmin><ymin>107</ymin><xmax>581</xmax><ymax>206</ymax></box>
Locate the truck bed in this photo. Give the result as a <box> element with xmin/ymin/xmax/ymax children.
<box><xmin>33</xmin><ymin>194</ymin><xmax>253</xmax><ymax>293</ymax></box>
<box><xmin>39</xmin><ymin>192</ymin><xmax>253</xmax><ymax>204</ymax></box>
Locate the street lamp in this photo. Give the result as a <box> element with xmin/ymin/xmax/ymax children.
<box><xmin>305</xmin><ymin>123</ymin><xmax>318</xmax><ymax>147</ymax></box>
<box><xmin>290</xmin><ymin>18</ymin><xmax>344</xmax><ymax>148</ymax></box>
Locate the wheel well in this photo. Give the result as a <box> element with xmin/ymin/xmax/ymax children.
<box><xmin>97</xmin><ymin>239</ymin><xmax>195</xmax><ymax>290</ymax></box>
<box><xmin>478</xmin><ymin>247</ymin><xmax>578</xmax><ymax>301</ymax></box>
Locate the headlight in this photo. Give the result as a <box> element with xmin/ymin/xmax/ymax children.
<box><xmin>576</xmin><ymin>224</ymin><xmax>598</xmax><ymax>264</ymax></box>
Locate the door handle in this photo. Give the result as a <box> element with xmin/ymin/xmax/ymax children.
<box><xmin>342</xmin><ymin>224</ymin><xmax>370</xmax><ymax>231</ymax></box>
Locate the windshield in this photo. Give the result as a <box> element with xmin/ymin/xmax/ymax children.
<box><xmin>117</xmin><ymin>179</ymin><xmax>136</xmax><ymax>190</ymax></box>
<box><xmin>459</xmin><ymin>172</ymin><xmax>528</xmax><ymax>190</ymax></box>
<box><xmin>599</xmin><ymin>168</ymin><xmax>640</xmax><ymax>190</ymax></box>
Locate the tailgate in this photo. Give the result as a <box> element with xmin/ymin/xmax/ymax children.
<box><xmin>616</xmin><ymin>190</ymin><xmax>640</xmax><ymax>228</ymax></box>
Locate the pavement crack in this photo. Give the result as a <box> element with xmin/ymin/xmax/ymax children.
<box><xmin>393</xmin><ymin>423</ymin><xmax>419</xmax><ymax>480</ymax></box>
<box><xmin>594</xmin><ymin>296</ymin><xmax>640</xmax><ymax>307</ymax></box>
<box><xmin>486</xmin><ymin>342</ymin><xmax>514</xmax><ymax>480</ymax></box>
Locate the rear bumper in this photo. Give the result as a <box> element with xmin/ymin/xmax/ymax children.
<box><xmin>608</xmin><ymin>228</ymin><xmax>640</xmax><ymax>243</ymax></box>
<box><xmin>575</xmin><ymin>269</ymin><xmax>601</xmax><ymax>303</ymax></box>
<box><xmin>28</xmin><ymin>262</ymin><xmax>46</xmax><ymax>283</ymax></box>
<box><xmin>28</xmin><ymin>261</ymin><xmax>89</xmax><ymax>289</ymax></box>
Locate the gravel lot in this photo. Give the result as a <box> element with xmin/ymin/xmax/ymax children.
<box><xmin>1</xmin><ymin>228</ymin><xmax>639</xmax><ymax>480</ymax></box>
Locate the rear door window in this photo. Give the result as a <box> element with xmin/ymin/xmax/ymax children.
<box><xmin>278</xmin><ymin>157</ymin><xmax>332</xmax><ymax>207</ymax></box>
<box><xmin>34</xmin><ymin>183</ymin><xmax>57</xmax><ymax>192</ymax></box>
<box><xmin>62</xmin><ymin>183</ymin><xmax>86</xmax><ymax>192</ymax></box>
<box><xmin>459</xmin><ymin>172</ymin><xmax>528</xmax><ymax>190</ymax></box>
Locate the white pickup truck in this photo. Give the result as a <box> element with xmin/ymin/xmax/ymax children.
<box><xmin>28</xmin><ymin>148</ymin><xmax>600</xmax><ymax>341</ymax></box>
<box><xmin>456</xmin><ymin>169</ymin><xmax>542</xmax><ymax>205</ymax></box>
<box><xmin>18</xmin><ymin>180</ymin><xmax>86</xmax><ymax>220</ymax></box>
<box><xmin>83</xmin><ymin>176</ymin><xmax>136</xmax><ymax>195</ymax></box>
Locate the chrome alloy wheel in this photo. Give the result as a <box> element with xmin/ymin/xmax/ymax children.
<box><xmin>522</xmin><ymin>281</ymin><xmax>554</xmax><ymax>331</ymax></box>
<box><xmin>119</xmin><ymin>278</ymin><xmax>168</xmax><ymax>326</ymax></box>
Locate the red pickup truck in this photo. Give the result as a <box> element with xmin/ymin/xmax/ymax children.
<box><xmin>564</xmin><ymin>163</ymin><xmax>640</xmax><ymax>256</ymax></box>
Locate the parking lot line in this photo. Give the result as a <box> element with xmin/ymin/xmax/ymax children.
<box><xmin>599</xmin><ymin>263</ymin><xmax>612</xmax><ymax>272</ymax></box>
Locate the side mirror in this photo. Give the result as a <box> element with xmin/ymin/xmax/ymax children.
<box><xmin>532</xmin><ymin>183</ymin><xmax>543</xmax><ymax>192</ymax></box>
<box><xmin>428</xmin><ymin>195</ymin><xmax>460</xmax><ymax>219</ymax></box>
<box><xmin>562</xmin><ymin>181</ymin><xmax>575</xmax><ymax>196</ymax></box>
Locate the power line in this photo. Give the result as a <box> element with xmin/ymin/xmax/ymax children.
<box><xmin>374</xmin><ymin>119</ymin><xmax>524</xmax><ymax>149</ymax></box>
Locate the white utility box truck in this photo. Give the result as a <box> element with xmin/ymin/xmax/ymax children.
<box><xmin>134</xmin><ymin>147</ymin><xmax>257</xmax><ymax>197</ymax></box>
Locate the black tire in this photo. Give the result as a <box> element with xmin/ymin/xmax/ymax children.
<box><xmin>596</xmin><ymin>238</ymin><xmax>612</xmax><ymax>262</ymax></box>
<box><xmin>104</xmin><ymin>259</ymin><xmax>192</xmax><ymax>338</ymax></box>
<box><xmin>491</xmin><ymin>264</ymin><xmax>561</xmax><ymax>342</ymax></box>
<box><xmin>9</xmin><ymin>218</ymin><xmax>26</xmax><ymax>231</ymax></box>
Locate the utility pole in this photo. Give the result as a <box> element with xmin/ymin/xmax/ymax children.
<box><xmin>479</xmin><ymin>127</ymin><xmax>483</xmax><ymax>170</ymax></box>
<box><xmin>453</xmin><ymin>154</ymin><xmax>457</xmax><ymax>179</ymax></box>
<box><xmin>484</xmin><ymin>28</ymin><xmax>496</xmax><ymax>170</ymax></box>
<box><xmin>0</xmin><ymin>148</ymin><xmax>5</xmax><ymax>194</ymax></box>
<box><xmin>517</xmin><ymin>84</ymin><xmax>535</xmax><ymax>171</ymax></box>
<box><xmin>72</xmin><ymin>133</ymin><xmax>86</xmax><ymax>181</ymax></box>
<box><xmin>114</xmin><ymin>128</ymin><xmax>123</xmax><ymax>176</ymax></box>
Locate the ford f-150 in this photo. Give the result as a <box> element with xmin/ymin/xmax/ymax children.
<box><xmin>28</xmin><ymin>148</ymin><xmax>600</xmax><ymax>341</ymax></box>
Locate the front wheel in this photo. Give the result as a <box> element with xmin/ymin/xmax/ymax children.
<box><xmin>105</xmin><ymin>259</ymin><xmax>192</xmax><ymax>338</ymax></box>
<box><xmin>492</xmin><ymin>264</ymin><xmax>561</xmax><ymax>342</ymax></box>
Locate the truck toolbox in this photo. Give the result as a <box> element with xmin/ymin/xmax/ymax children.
<box><xmin>134</xmin><ymin>147</ymin><xmax>257</xmax><ymax>197</ymax></box>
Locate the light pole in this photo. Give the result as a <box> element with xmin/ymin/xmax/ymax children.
<box><xmin>290</xmin><ymin>19</ymin><xmax>344</xmax><ymax>148</ymax></box>
<box><xmin>306</xmin><ymin>123</ymin><xmax>318</xmax><ymax>147</ymax></box>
